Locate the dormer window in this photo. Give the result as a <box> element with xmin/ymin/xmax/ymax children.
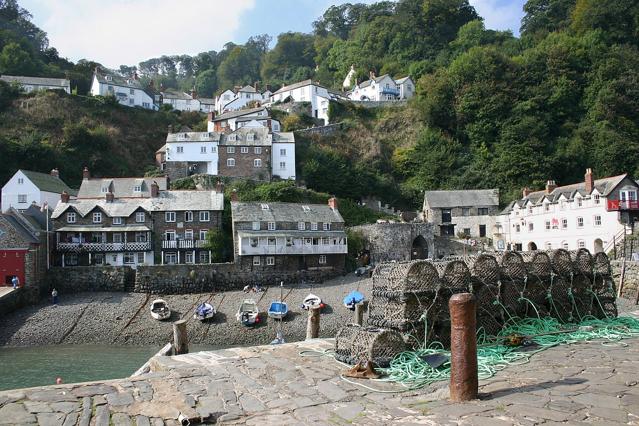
<box><xmin>261</xmin><ymin>204</ymin><xmax>269</xmax><ymax>210</ymax></box>
<box><xmin>594</xmin><ymin>194</ymin><xmax>600</xmax><ymax>204</ymax></box>
<box><xmin>101</xmin><ymin>187</ymin><xmax>108</xmax><ymax>193</ymax></box>
<box><xmin>247</xmin><ymin>133</ymin><xmax>254</xmax><ymax>142</ymax></box>
<box><xmin>302</xmin><ymin>206</ymin><xmax>310</xmax><ymax>212</ymax></box>
<box><xmin>105</xmin><ymin>75</ymin><xmax>112</xmax><ymax>81</ymax></box>
<box><xmin>133</xmin><ymin>185</ymin><xmax>142</xmax><ymax>192</ymax></box>
<box><xmin>228</xmin><ymin>134</ymin><xmax>236</xmax><ymax>142</ymax></box>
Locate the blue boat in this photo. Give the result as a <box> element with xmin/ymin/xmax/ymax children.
<box><xmin>268</xmin><ymin>301</ymin><xmax>289</xmax><ymax>319</ymax></box>
<box><xmin>344</xmin><ymin>290</ymin><xmax>365</xmax><ymax>310</ymax></box>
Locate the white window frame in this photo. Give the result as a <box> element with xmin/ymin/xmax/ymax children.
<box><xmin>227</xmin><ymin>158</ymin><xmax>235</xmax><ymax>167</ymax></box>
<box><xmin>199</xmin><ymin>229</ymin><xmax>208</xmax><ymax>240</ymax></box>
<box><xmin>67</xmin><ymin>212</ymin><xmax>76</xmax><ymax>223</ymax></box>
<box><xmin>199</xmin><ymin>211</ymin><xmax>210</xmax><ymax>222</ymax></box>
<box><xmin>323</xmin><ymin>223</ymin><xmax>331</xmax><ymax>231</ymax></box>
<box><xmin>201</xmin><ymin>146</ymin><xmax>207</xmax><ymax>154</ymax></box>
<box><xmin>298</xmin><ymin>222</ymin><xmax>306</xmax><ymax>231</ymax></box>
<box><xmin>184</xmin><ymin>229</ymin><xmax>193</xmax><ymax>240</ymax></box>
<box><xmin>17</xmin><ymin>194</ymin><xmax>27</xmax><ymax>203</ymax></box>
<box><xmin>268</xmin><ymin>222</ymin><xmax>276</xmax><ymax>231</ymax></box>
<box><xmin>165</xmin><ymin>252</ymin><xmax>177</xmax><ymax>264</ymax></box>
<box><xmin>545</xmin><ymin>220</ymin><xmax>551</xmax><ymax>231</ymax></box>
<box><xmin>112</xmin><ymin>217</ymin><xmax>123</xmax><ymax>225</ymax></box>
<box><xmin>280</xmin><ymin>148</ymin><xmax>286</xmax><ymax>156</ymax></box>
<box><xmin>254</xmin><ymin>147</ymin><xmax>262</xmax><ymax>154</ymax></box>
<box><xmin>135</xmin><ymin>212</ymin><xmax>145</xmax><ymax>223</ymax></box>
<box><xmin>165</xmin><ymin>211</ymin><xmax>176</xmax><ymax>222</ymax></box>
<box><xmin>577</xmin><ymin>217</ymin><xmax>584</xmax><ymax>228</ymax></box>
<box><xmin>241</xmin><ymin>146</ymin><xmax>249</xmax><ymax>154</ymax></box>
<box><xmin>133</xmin><ymin>185</ymin><xmax>142</xmax><ymax>192</ymax></box>
<box><xmin>578</xmin><ymin>240</ymin><xmax>586</xmax><ymax>248</ymax></box>
<box><xmin>561</xmin><ymin>218</ymin><xmax>568</xmax><ymax>229</ymax></box>
<box><xmin>594</xmin><ymin>194</ymin><xmax>600</xmax><ymax>205</ymax></box>
<box><xmin>253</xmin><ymin>256</ymin><xmax>260</xmax><ymax>266</ymax></box>
<box><xmin>93</xmin><ymin>212</ymin><xmax>102</xmax><ymax>223</ymax></box>
<box><xmin>594</xmin><ymin>215</ymin><xmax>602</xmax><ymax>226</ymax></box>
<box><xmin>227</xmin><ymin>146</ymin><xmax>235</xmax><ymax>154</ymax></box>
<box><xmin>177</xmin><ymin>146</ymin><xmax>184</xmax><ymax>154</ymax></box>
<box><xmin>319</xmin><ymin>255</ymin><xmax>327</xmax><ymax>264</ymax></box>
<box><xmin>311</xmin><ymin>222</ymin><xmax>318</xmax><ymax>231</ymax></box>
<box><xmin>185</xmin><ymin>211</ymin><xmax>193</xmax><ymax>222</ymax></box>
<box><xmin>266</xmin><ymin>256</ymin><xmax>275</xmax><ymax>266</ymax></box>
<box><xmin>113</xmin><ymin>233</ymin><xmax>122</xmax><ymax>243</ymax></box>
<box><xmin>252</xmin><ymin>221</ymin><xmax>260</xmax><ymax>231</ymax></box>
<box><xmin>123</xmin><ymin>252</ymin><xmax>135</xmax><ymax>264</ymax></box>
<box><xmin>199</xmin><ymin>252</ymin><xmax>209</xmax><ymax>263</ymax></box>
<box><xmin>253</xmin><ymin>159</ymin><xmax>262</xmax><ymax>167</ymax></box>
<box><xmin>185</xmin><ymin>252</ymin><xmax>194</xmax><ymax>264</ymax></box>
<box><xmin>279</xmin><ymin>162</ymin><xmax>286</xmax><ymax>170</ymax></box>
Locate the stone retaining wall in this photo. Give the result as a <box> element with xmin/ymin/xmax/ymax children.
<box><xmin>350</xmin><ymin>222</ymin><xmax>435</xmax><ymax>263</ymax></box>
<box><xmin>611</xmin><ymin>260</ymin><xmax>639</xmax><ymax>299</ymax></box>
<box><xmin>0</xmin><ymin>287</ymin><xmax>39</xmax><ymax>317</ymax></box>
<box><xmin>47</xmin><ymin>266</ymin><xmax>136</xmax><ymax>293</ymax></box>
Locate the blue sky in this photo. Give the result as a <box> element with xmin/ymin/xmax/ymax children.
<box><xmin>19</xmin><ymin>0</ymin><xmax>526</xmax><ymax>68</ymax></box>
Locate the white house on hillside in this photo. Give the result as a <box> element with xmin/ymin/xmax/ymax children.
<box><xmin>161</xmin><ymin>89</ymin><xmax>200</xmax><ymax>112</ymax></box>
<box><xmin>494</xmin><ymin>169</ymin><xmax>639</xmax><ymax>253</ymax></box>
<box><xmin>1</xmin><ymin>169</ymin><xmax>76</xmax><ymax>212</ymax></box>
<box><xmin>90</xmin><ymin>67</ymin><xmax>160</xmax><ymax>110</ymax></box>
<box><xmin>208</xmin><ymin>107</ymin><xmax>281</xmax><ymax>132</ymax></box>
<box><xmin>268</xmin><ymin>80</ymin><xmax>333</xmax><ymax>125</ymax></box>
<box><xmin>348</xmin><ymin>73</ymin><xmax>414</xmax><ymax>101</ymax></box>
<box><xmin>165</xmin><ymin>132</ymin><xmax>221</xmax><ymax>177</ymax></box>
<box><xmin>0</xmin><ymin>75</ymin><xmax>71</xmax><ymax>94</ymax></box>
<box><xmin>215</xmin><ymin>85</ymin><xmax>269</xmax><ymax>114</ymax></box>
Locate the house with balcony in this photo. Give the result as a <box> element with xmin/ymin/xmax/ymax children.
<box><xmin>231</xmin><ymin>198</ymin><xmax>347</xmax><ymax>272</ymax></box>
<box><xmin>90</xmin><ymin>67</ymin><xmax>160</xmax><ymax>110</ymax></box>
<box><xmin>348</xmin><ymin>73</ymin><xmax>414</xmax><ymax>102</ymax></box>
<box><xmin>493</xmin><ymin>169</ymin><xmax>639</xmax><ymax>253</ymax></box>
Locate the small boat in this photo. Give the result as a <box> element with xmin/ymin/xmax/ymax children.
<box><xmin>193</xmin><ymin>302</ymin><xmax>216</xmax><ymax>321</ymax></box>
<box><xmin>236</xmin><ymin>299</ymin><xmax>260</xmax><ymax>326</ymax></box>
<box><xmin>301</xmin><ymin>293</ymin><xmax>324</xmax><ymax>311</ymax></box>
<box><xmin>270</xmin><ymin>330</ymin><xmax>286</xmax><ymax>345</ymax></box>
<box><xmin>268</xmin><ymin>282</ymin><xmax>288</xmax><ymax>320</ymax></box>
<box><xmin>343</xmin><ymin>290</ymin><xmax>365</xmax><ymax>310</ymax></box>
<box><xmin>150</xmin><ymin>299</ymin><xmax>171</xmax><ymax>320</ymax></box>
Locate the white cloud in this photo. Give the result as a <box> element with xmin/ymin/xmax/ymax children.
<box><xmin>469</xmin><ymin>0</ymin><xmax>524</xmax><ymax>34</ymax></box>
<box><xmin>32</xmin><ymin>0</ymin><xmax>255</xmax><ymax>67</ymax></box>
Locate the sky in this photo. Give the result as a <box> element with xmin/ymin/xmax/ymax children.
<box><xmin>19</xmin><ymin>0</ymin><xmax>526</xmax><ymax>68</ymax></box>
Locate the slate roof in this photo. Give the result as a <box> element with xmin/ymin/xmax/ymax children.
<box><xmin>273</xmin><ymin>80</ymin><xmax>323</xmax><ymax>95</ymax></box>
<box><xmin>239</xmin><ymin>85</ymin><xmax>257</xmax><ymax>93</ymax></box>
<box><xmin>424</xmin><ymin>189</ymin><xmax>500</xmax><ymax>209</ymax></box>
<box><xmin>357</xmin><ymin>74</ymin><xmax>393</xmax><ymax>89</ymax></box>
<box><xmin>93</xmin><ymin>68</ymin><xmax>158</xmax><ymax>99</ymax></box>
<box><xmin>2</xmin><ymin>214</ymin><xmax>39</xmax><ymax>244</ymax></box>
<box><xmin>395</xmin><ymin>76</ymin><xmax>412</xmax><ymax>84</ymax></box>
<box><xmin>231</xmin><ymin>202</ymin><xmax>345</xmax><ymax>224</ymax></box>
<box><xmin>20</xmin><ymin>170</ymin><xmax>77</xmax><ymax>196</ymax></box>
<box><xmin>166</xmin><ymin>132</ymin><xmax>221</xmax><ymax>143</ymax></box>
<box><xmin>77</xmin><ymin>177</ymin><xmax>168</xmax><ymax>199</ymax></box>
<box><xmin>520</xmin><ymin>174</ymin><xmax>628</xmax><ymax>205</ymax></box>
<box><xmin>212</xmin><ymin>107</ymin><xmax>267</xmax><ymax>122</ymax></box>
<box><xmin>199</xmin><ymin>97</ymin><xmax>215</xmax><ymax>105</ymax></box>
<box><xmin>1</xmin><ymin>75</ymin><xmax>70</xmax><ymax>88</ymax></box>
<box><xmin>161</xmin><ymin>89</ymin><xmax>192</xmax><ymax>100</ymax></box>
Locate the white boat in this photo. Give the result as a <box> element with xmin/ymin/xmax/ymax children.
<box><xmin>193</xmin><ymin>302</ymin><xmax>216</xmax><ymax>321</ymax></box>
<box><xmin>301</xmin><ymin>293</ymin><xmax>324</xmax><ymax>310</ymax></box>
<box><xmin>150</xmin><ymin>299</ymin><xmax>171</xmax><ymax>320</ymax></box>
<box><xmin>236</xmin><ymin>299</ymin><xmax>260</xmax><ymax>326</ymax></box>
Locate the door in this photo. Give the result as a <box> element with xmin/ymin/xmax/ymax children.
<box><xmin>0</xmin><ymin>250</ymin><xmax>26</xmax><ymax>287</ymax></box>
<box><xmin>479</xmin><ymin>225</ymin><xmax>486</xmax><ymax>238</ymax></box>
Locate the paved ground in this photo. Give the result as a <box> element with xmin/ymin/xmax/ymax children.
<box><xmin>1</xmin><ymin>329</ymin><xmax>639</xmax><ymax>425</ymax></box>
<box><xmin>0</xmin><ymin>287</ymin><xmax>14</xmax><ymax>299</ymax></box>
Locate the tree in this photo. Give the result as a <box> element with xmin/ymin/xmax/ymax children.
<box><xmin>204</xmin><ymin>229</ymin><xmax>231</xmax><ymax>262</ymax></box>
<box><xmin>261</xmin><ymin>32</ymin><xmax>316</xmax><ymax>83</ymax></box>
<box><xmin>216</xmin><ymin>45</ymin><xmax>261</xmax><ymax>89</ymax></box>
<box><xmin>521</xmin><ymin>0</ymin><xmax>576</xmax><ymax>38</ymax></box>
<box><xmin>0</xmin><ymin>42</ymin><xmax>36</xmax><ymax>74</ymax></box>
<box><xmin>571</xmin><ymin>0</ymin><xmax>639</xmax><ymax>45</ymax></box>
<box><xmin>194</xmin><ymin>69</ymin><xmax>217</xmax><ymax>97</ymax></box>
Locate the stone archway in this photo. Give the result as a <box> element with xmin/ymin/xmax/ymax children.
<box><xmin>411</xmin><ymin>236</ymin><xmax>429</xmax><ymax>260</ymax></box>
<box><xmin>594</xmin><ymin>238</ymin><xmax>604</xmax><ymax>253</ymax></box>
<box><xmin>528</xmin><ymin>242</ymin><xmax>537</xmax><ymax>251</ymax></box>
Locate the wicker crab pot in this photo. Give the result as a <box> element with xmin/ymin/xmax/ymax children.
<box><xmin>463</xmin><ymin>254</ymin><xmax>501</xmax><ymax>286</ymax></box>
<box><xmin>495</xmin><ymin>251</ymin><xmax>527</xmax><ymax>282</ymax></box>
<box><xmin>521</xmin><ymin>251</ymin><xmax>552</xmax><ymax>279</ymax></box>
<box><xmin>548</xmin><ymin>275</ymin><xmax>573</xmax><ymax>323</ymax></box>
<box><xmin>549</xmin><ymin>249</ymin><xmax>573</xmax><ymax>278</ymax></box>
<box><xmin>472</xmin><ymin>282</ymin><xmax>505</xmax><ymax>338</ymax></box>
<box><xmin>570</xmin><ymin>249</ymin><xmax>594</xmax><ymax>277</ymax></box>
<box><xmin>371</xmin><ymin>260</ymin><xmax>440</xmax><ymax>298</ymax></box>
<box><xmin>593</xmin><ymin>252</ymin><xmax>612</xmax><ymax>277</ymax></box>
<box><xmin>367</xmin><ymin>292</ymin><xmax>434</xmax><ymax>332</ymax></box>
<box><xmin>334</xmin><ymin>325</ymin><xmax>407</xmax><ymax>367</ymax></box>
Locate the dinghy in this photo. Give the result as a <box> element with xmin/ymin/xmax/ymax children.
<box><xmin>268</xmin><ymin>282</ymin><xmax>289</xmax><ymax>320</ymax></box>
<box><xmin>193</xmin><ymin>302</ymin><xmax>216</xmax><ymax>321</ymax></box>
<box><xmin>301</xmin><ymin>293</ymin><xmax>324</xmax><ymax>311</ymax></box>
<box><xmin>343</xmin><ymin>290</ymin><xmax>365</xmax><ymax>310</ymax></box>
<box><xmin>236</xmin><ymin>299</ymin><xmax>260</xmax><ymax>326</ymax></box>
<box><xmin>150</xmin><ymin>299</ymin><xmax>171</xmax><ymax>320</ymax></box>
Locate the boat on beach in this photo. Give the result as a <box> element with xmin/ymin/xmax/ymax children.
<box><xmin>268</xmin><ymin>282</ymin><xmax>289</xmax><ymax>320</ymax></box>
<box><xmin>193</xmin><ymin>302</ymin><xmax>216</xmax><ymax>321</ymax></box>
<box><xmin>301</xmin><ymin>293</ymin><xmax>324</xmax><ymax>310</ymax></box>
<box><xmin>236</xmin><ymin>299</ymin><xmax>260</xmax><ymax>326</ymax></box>
<box><xmin>343</xmin><ymin>290</ymin><xmax>365</xmax><ymax>310</ymax></box>
<box><xmin>150</xmin><ymin>299</ymin><xmax>171</xmax><ymax>320</ymax></box>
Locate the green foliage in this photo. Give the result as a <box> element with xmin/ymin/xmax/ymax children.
<box><xmin>194</xmin><ymin>69</ymin><xmax>217</xmax><ymax>97</ymax></box>
<box><xmin>204</xmin><ymin>228</ymin><xmax>232</xmax><ymax>262</ymax></box>
<box><xmin>261</xmin><ymin>32</ymin><xmax>316</xmax><ymax>83</ymax></box>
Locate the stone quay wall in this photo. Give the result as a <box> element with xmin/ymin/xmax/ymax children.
<box><xmin>47</xmin><ymin>266</ymin><xmax>136</xmax><ymax>293</ymax></box>
<box><xmin>0</xmin><ymin>287</ymin><xmax>39</xmax><ymax>317</ymax></box>
<box><xmin>350</xmin><ymin>222</ymin><xmax>435</xmax><ymax>263</ymax></box>
<box><xmin>611</xmin><ymin>260</ymin><xmax>639</xmax><ymax>299</ymax></box>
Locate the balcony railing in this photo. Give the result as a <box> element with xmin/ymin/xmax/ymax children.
<box><xmin>381</xmin><ymin>87</ymin><xmax>399</xmax><ymax>96</ymax></box>
<box><xmin>57</xmin><ymin>241</ymin><xmax>151</xmax><ymax>252</ymax></box>
<box><xmin>162</xmin><ymin>240</ymin><xmax>209</xmax><ymax>249</ymax></box>
<box><xmin>240</xmin><ymin>244</ymin><xmax>348</xmax><ymax>256</ymax></box>
<box><xmin>607</xmin><ymin>199</ymin><xmax>639</xmax><ymax>211</ymax></box>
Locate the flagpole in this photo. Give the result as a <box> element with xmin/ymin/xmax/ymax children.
<box><xmin>46</xmin><ymin>204</ymin><xmax>50</xmax><ymax>270</ymax></box>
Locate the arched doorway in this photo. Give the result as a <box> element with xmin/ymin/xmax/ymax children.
<box><xmin>528</xmin><ymin>242</ymin><xmax>537</xmax><ymax>251</ymax></box>
<box><xmin>594</xmin><ymin>239</ymin><xmax>603</xmax><ymax>253</ymax></box>
<box><xmin>411</xmin><ymin>236</ymin><xmax>428</xmax><ymax>260</ymax></box>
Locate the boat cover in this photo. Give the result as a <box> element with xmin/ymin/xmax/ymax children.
<box><xmin>343</xmin><ymin>290</ymin><xmax>364</xmax><ymax>307</ymax></box>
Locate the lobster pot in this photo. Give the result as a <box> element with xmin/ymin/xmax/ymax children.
<box><xmin>499</xmin><ymin>280</ymin><xmax>527</xmax><ymax>321</ymax></box>
<box><xmin>522</xmin><ymin>276</ymin><xmax>550</xmax><ymax>318</ymax></box>
<box><xmin>548</xmin><ymin>276</ymin><xmax>572</xmax><ymax>323</ymax></box>
<box><xmin>367</xmin><ymin>293</ymin><xmax>431</xmax><ymax>331</ymax></box>
<box><xmin>591</xmin><ymin>282</ymin><xmax>618</xmax><ymax>320</ymax></box>
<box><xmin>472</xmin><ymin>282</ymin><xmax>505</xmax><ymax>338</ymax></box>
<box><xmin>495</xmin><ymin>251</ymin><xmax>527</xmax><ymax>282</ymax></box>
<box><xmin>570</xmin><ymin>275</ymin><xmax>594</xmax><ymax>318</ymax></box>
<box><xmin>593</xmin><ymin>252</ymin><xmax>612</xmax><ymax>277</ymax></box>
<box><xmin>334</xmin><ymin>325</ymin><xmax>407</xmax><ymax>367</ymax></box>
<box><xmin>521</xmin><ymin>251</ymin><xmax>552</xmax><ymax>279</ymax></box>
<box><xmin>433</xmin><ymin>260</ymin><xmax>471</xmax><ymax>291</ymax></box>
<box><xmin>464</xmin><ymin>255</ymin><xmax>501</xmax><ymax>285</ymax></box>
<box><xmin>571</xmin><ymin>249</ymin><xmax>594</xmax><ymax>277</ymax></box>
<box><xmin>549</xmin><ymin>249</ymin><xmax>573</xmax><ymax>278</ymax></box>
<box><xmin>371</xmin><ymin>261</ymin><xmax>440</xmax><ymax>297</ymax></box>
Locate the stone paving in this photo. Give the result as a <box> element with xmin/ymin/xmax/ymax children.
<box><xmin>0</xmin><ymin>287</ymin><xmax>14</xmax><ymax>299</ymax></box>
<box><xmin>1</xmin><ymin>334</ymin><xmax>639</xmax><ymax>425</ymax></box>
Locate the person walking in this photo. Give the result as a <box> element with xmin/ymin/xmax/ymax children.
<box><xmin>52</xmin><ymin>288</ymin><xmax>58</xmax><ymax>304</ymax></box>
<box><xmin>11</xmin><ymin>276</ymin><xmax>19</xmax><ymax>290</ymax></box>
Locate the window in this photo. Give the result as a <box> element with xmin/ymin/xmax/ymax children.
<box><xmin>578</xmin><ymin>240</ymin><xmax>586</xmax><ymax>249</ymax></box>
<box><xmin>135</xmin><ymin>232</ymin><xmax>147</xmax><ymax>242</ymax></box>
<box><xmin>164</xmin><ymin>253</ymin><xmax>177</xmax><ymax>264</ymax></box>
<box><xmin>323</xmin><ymin>223</ymin><xmax>331</xmax><ymax>231</ymax></box>
<box><xmin>17</xmin><ymin>178</ymin><xmax>23</xmax><ymax>184</ymax></box>
<box><xmin>227</xmin><ymin>146</ymin><xmax>235</xmax><ymax>154</ymax></box>
<box><xmin>101</xmin><ymin>187</ymin><xmax>108</xmax><ymax>193</ymax></box>
<box><xmin>544</xmin><ymin>203</ymin><xmax>550</xmax><ymax>212</ymax></box>
<box><xmin>528</xmin><ymin>206</ymin><xmax>533</xmax><ymax>214</ymax></box>
<box><xmin>241</xmin><ymin>147</ymin><xmax>249</xmax><ymax>154</ymax></box>
<box><xmin>134</xmin><ymin>252</ymin><xmax>144</xmax><ymax>264</ymax></box>
<box><xmin>199</xmin><ymin>252</ymin><xmax>209</xmax><ymax>264</ymax></box>
<box><xmin>442</xmin><ymin>209</ymin><xmax>452</xmax><ymax>223</ymax></box>
<box><xmin>516</xmin><ymin>224</ymin><xmax>521</xmax><ymax>233</ymax></box>
<box><xmin>185</xmin><ymin>211</ymin><xmax>193</xmax><ymax>222</ymax></box>
<box><xmin>165</xmin><ymin>212</ymin><xmax>176</xmax><ymax>222</ymax></box>
<box><xmin>594</xmin><ymin>215</ymin><xmax>602</xmax><ymax>226</ymax></box>
<box><xmin>67</xmin><ymin>212</ymin><xmax>76</xmax><ymax>223</ymax></box>
<box><xmin>561</xmin><ymin>218</ymin><xmax>568</xmax><ymax>229</ymax></box>
<box><xmin>185</xmin><ymin>252</ymin><xmax>194</xmax><ymax>264</ymax></box>
<box><xmin>311</xmin><ymin>222</ymin><xmax>318</xmax><ymax>231</ymax></box>
<box><xmin>322</xmin><ymin>237</ymin><xmax>330</xmax><ymax>245</ymax></box>
<box><xmin>267</xmin><ymin>238</ymin><xmax>276</xmax><ymax>246</ymax></box>
<box><xmin>545</xmin><ymin>220</ymin><xmax>551</xmax><ymax>230</ymax></box>
<box><xmin>254</xmin><ymin>147</ymin><xmax>262</xmax><ymax>154</ymax></box>
<box><xmin>133</xmin><ymin>185</ymin><xmax>141</xmax><ymax>192</ymax></box>
<box><xmin>577</xmin><ymin>197</ymin><xmax>583</xmax><ymax>207</ymax></box>
<box><xmin>280</xmin><ymin>162</ymin><xmax>286</xmax><ymax>170</ymax></box>
<box><xmin>184</xmin><ymin>229</ymin><xmax>193</xmax><ymax>240</ymax></box>
<box><xmin>199</xmin><ymin>211</ymin><xmax>210</xmax><ymax>222</ymax></box>
<box><xmin>266</xmin><ymin>256</ymin><xmax>275</xmax><ymax>266</ymax></box>
<box><xmin>280</xmin><ymin>148</ymin><xmax>287</xmax><ymax>156</ymax></box>
<box><xmin>199</xmin><ymin>229</ymin><xmax>208</xmax><ymax>240</ymax></box>
<box><xmin>462</xmin><ymin>208</ymin><xmax>470</xmax><ymax>216</ymax></box>
<box><xmin>124</xmin><ymin>253</ymin><xmax>135</xmax><ymax>264</ymax></box>
<box><xmin>129</xmin><ymin>88</ymin><xmax>134</xmax><ymax>95</ymax></box>
<box><xmin>142</xmin><ymin>102</ymin><xmax>150</xmax><ymax>108</ymax></box>
<box><xmin>478</xmin><ymin>208</ymin><xmax>489</xmax><ymax>215</ymax></box>
<box><xmin>253</xmin><ymin>256</ymin><xmax>260</xmax><ymax>266</ymax></box>
<box><xmin>298</xmin><ymin>222</ymin><xmax>306</xmax><ymax>230</ymax></box>
<box><xmin>302</xmin><ymin>205</ymin><xmax>310</xmax><ymax>212</ymax></box>
<box><xmin>136</xmin><ymin>212</ymin><xmax>145</xmax><ymax>223</ymax></box>
<box><xmin>286</xmin><ymin>237</ymin><xmax>293</xmax><ymax>246</ymax></box>
<box><xmin>177</xmin><ymin>146</ymin><xmax>184</xmax><ymax>153</ymax></box>
<box><xmin>252</xmin><ymin>221</ymin><xmax>260</xmax><ymax>231</ymax></box>
<box><xmin>66</xmin><ymin>253</ymin><xmax>78</xmax><ymax>266</ymax></box>
<box><xmin>261</xmin><ymin>204</ymin><xmax>269</xmax><ymax>210</ymax></box>
<box><xmin>577</xmin><ymin>217</ymin><xmax>584</xmax><ymax>228</ymax></box>
<box><xmin>562</xmin><ymin>241</ymin><xmax>569</xmax><ymax>250</ymax></box>
<box><xmin>268</xmin><ymin>222</ymin><xmax>276</xmax><ymax>231</ymax></box>
<box><xmin>319</xmin><ymin>255</ymin><xmax>327</xmax><ymax>264</ymax></box>
<box><xmin>227</xmin><ymin>158</ymin><xmax>235</xmax><ymax>167</ymax></box>
<box><xmin>93</xmin><ymin>212</ymin><xmax>102</xmax><ymax>223</ymax></box>
<box><xmin>211</xmin><ymin>146</ymin><xmax>217</xmax><ymax>153</ymax></box>
<box><xmin>165</xmin><ymin>230</ymin><xmax>176</xmax><ymax>241</ymax></box>
<box><xmin>254</xmin><ymin>159</ymin><xmax>262</xmax><ymax>167</ymax></box>
<box><xmin>18</xmin><ymin>194</ymin><xmax>27</xmax><ymax>203</ymax></box>
<box><xmin>594</xmin><ymin>194</ymin><xmax>600</xmax><ymax>205</ymax></box>
<box><xmin>94</xmin><ymin>254</ymin><xmax>104</xmax><ymax>265</ymax></box>
<box><xmin>112</xmin><ymin>217</ymin><xmax>123</xmax><ymax>225</ymax></box>
<box><xmin>528</xmin><ymin>222</ymin><xmax>534</xmax><ymax>231</ymax></box>
<box><xmin>113</xmin><ymin>233</ymin><xmax>122</xmax><ymax>243</ymax></box>
<box><xmin>201</xmin><ymin>146</ymin><xmax>207</xmax><ymax>154</ymax></box>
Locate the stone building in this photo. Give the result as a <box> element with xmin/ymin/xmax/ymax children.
<box><xmin>422</xmin><ymin>189</ymin><xmax>500</xmax><ymax>239</ymax></box>
<box><xmin>218</xmin><ymin>127</ymin><xmax>274</xmax><ymax>181</ymax></box>
<box><xmin>231</xmin><ymin>198</ymin><xmax>347</xmax><ymax>272</ymax></box>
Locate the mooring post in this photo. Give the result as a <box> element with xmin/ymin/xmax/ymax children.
<box><xmin>173</xmin><ymin>319</ymin><xmax>189</xmax><ymax>355</ymax></box>
<box><xmin>306</xmin><ymin>306</ymin><xmax>321</xmax><ymax>340</ymax></box>
<box><xmin>449</xmin><ymin>292</ymin><xmax>478</xmax><ymax>402</ymax></box>
<box><xmin>354</xmin><ymin>300</ymin><xmax>368</xmax><ymax>325</ymax></box>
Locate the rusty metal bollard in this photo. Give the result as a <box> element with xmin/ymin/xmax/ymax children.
<box><xmin>449</xmin><ymin>292</ymin><xmax>478</xmax><ymax>402</ymax></box>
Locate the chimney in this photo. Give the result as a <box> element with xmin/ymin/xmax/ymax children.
<box><xmin>190</xmin><ymin>88</ymin><xmax>197</xmax><ymax>99</ymax></box>
<box><xmin>522</xmin><ymin>187</ymin><xmax>531</xmax><ymax>198</ymax></box>
<box><xmin>254</xmin><ymin>81</ymin><xmax>259</xmax><ymax>92</ymax></box>
<box><xmin>585</xmin><ymin>168</ymin><xmax>594</xmax><ymax>193</ymax></box>
<box><xmin>369</xmin><ymin>70</ymin><xmax>376</xmax><ymax>80</ymax></box>
<box><xmin>231</xmin><ymin>189</ymin><xmax>238</xmax><ymax>202</ymax></box>
<box><xmin>151</xmin><ymin>181</ymin><xmax>159</xmax><ymax>198</ymax></box>
<box><xmin>82</xmin><ymin>167</ymin><xmax>90</xmax><ymax>180</ymax></box>
<box><xmin>167</xmin><ymin>124</ymin><xmax>173</xmax><ymax>134</ymax></box>
<box><xmin>328</xmin><ymin>197</ymin><xmax>338</xmax><ymax>210</ymax></box>
<box><xmin>545</xmin><ymin>180</ymin><xmax>557</xmax><ymax>194</ymax></box>
<box><xmin>160</xmin><ymin>83</ymin><xmax>165</xmax><ymax>91</ymax></box>
<box><xmin>60</xmin><ymin>191</ymin><xmax>70</xmax><ymax>203</ymax></box>
<box><xmin>208</xmin><ymin>111</ymin><xmax>215</xmax><ymax>121</ymax></box>
<box><xmin>265</xmin><ymin>84</ymin><xmax>271</xmax><ymax>92</ymax></box>
<box><xmin>105</xmin><ymin>191</ymin><xmax>114</xmax><ymax>203</ymax></box>
<box><xmin>133</xmin><ymin>72</ymin><xmax>139</xmax><ymax>81</ymax></box>
<box><xmin>50</xmin><ymin>168</ymin><xmax>59</xmax><ymax>178</ymax></box>
<box><xmin>216</xmin><ymin>180</ymin><xmax>224</xmax><ymax>194</ymax></box>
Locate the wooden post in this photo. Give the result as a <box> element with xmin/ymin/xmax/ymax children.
<box><xmin>614</xmin><ymin>235</ymin><xmax>617</xmax><ymax>259</ymax></box>
<box><xmin>354</xmin><ymin>301</ymin><xmax>368</xmax><ymax>326</ymax></box>
<box><xmin>619</xmin><ymin>257</ymin><xmax>627</xmax><ymax>298</ymax></box>
<box><xmin>173</xmin><ymin>320</ymin><xmax>189</xmax><ymax>355</ymax></box>
<box><xmin>449</xmin><ymin>293</ymin><xmax>478</xmax><ymax>402</ymax></box>
<box><xmin>306</xmin><ymin>306</ymin><xmax>321</xmax><ymax>340</ymax></box>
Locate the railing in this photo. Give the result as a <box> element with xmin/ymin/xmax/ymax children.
<box><xmin>57</xmin><ymin>241</ymin><xmax>151</xmax><ymax>252</ymax></box>
<box><xmin>161</xmin><ymin>240</ymin><xmax>208</xmax><ymax>249</ymax></box>
<box><xmin>240</xmin><ymin>244</ymin><xmax>348</xmax><ymax>255</ymax></box>
<box><xmin>380</xmin><ymin>87</ymin><xmax>399</xmax><ymax>96</ymax></box>
<box><xmin>607</xmin><ymin>199</ymin><xmax>639</xmax><ymax>211</ymax></box>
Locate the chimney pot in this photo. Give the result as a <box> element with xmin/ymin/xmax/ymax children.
<box><xmin>151</xmin><ymin>181</ymin><xmax>159</xmax><ymax>198</ymax></box>
<box><xmin>106</xmin><ymin>191</ymin><xmax>114</xmax><ymax>203</ymax></box>
<box><xmin>231</xmin><ymin>189</ymin><xmax>238</xmax><ymax>202</ymax></box>
<box><xmin>50</xmin><ymin>168</ymin><xmax>59</xmax><ymax>178</ymax></box>
<box><xmin>328</xmin><ymin>197</ymin><xmax>339</xmax><ymax>210</ymax></box>
<box><xmin>545</xmin><ymin>180</ymin><xmax>557</xmax><ymax>194</ymax></box>
<box><xmin>522</xmin><ymin>187</ymin><xmax>531</xmax><ymax>198</ymax></box>
<box><xmin>216</xmin><ymin>180</ymin><xmax>224</xmax><ymax>194</ymax></box>
<box><xmin>61</xmin><ymin>191</ymin><xmax>70</xmax><ymax>203</ymax></box>
<box><xmin>585</xmin><ymin>168</ymin><xmax>594</xmax><ymax>193</ymax></box>
<box><xmin>190</xmin><ymin>88</ymin><xmax>197</xmax><ymax>99</ymax></box>
<box><xmin>82</xmin><ymin>167</ymin><xmax>90</xmax><ymax>180</ymax></box>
